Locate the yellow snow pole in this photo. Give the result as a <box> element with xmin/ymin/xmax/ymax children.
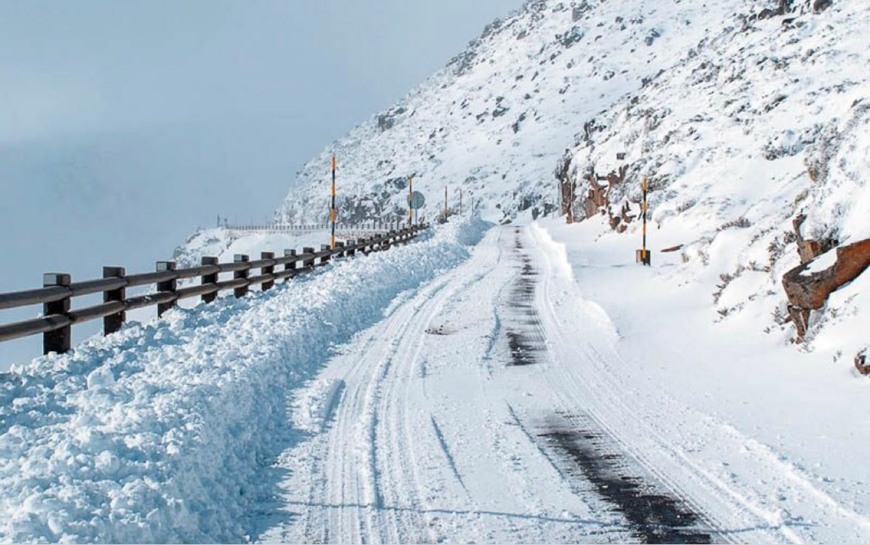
<box><xmin>330</xmin><ymin>155</ymin><xmax>337</xmax><ymax>249</ymax></box>
<box><xmin>636</xmin><ymin>177</ymin><xmax>651</xmax><ymax>266</ymax></box>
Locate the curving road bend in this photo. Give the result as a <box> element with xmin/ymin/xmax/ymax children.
<box><xmin>256</xmin><ymin>225</ymin><xmax>870</xmax><ymax>544</ymax></box>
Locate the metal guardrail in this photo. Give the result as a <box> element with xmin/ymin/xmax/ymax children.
<box><xmin>0</xmin><ymin>224</ymin><xmax>428</xmax><ymax>357</ymax></box>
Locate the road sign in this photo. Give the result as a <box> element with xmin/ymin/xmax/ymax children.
<box><xmin>408</xmin><ymin>191</ymin><xmax>425</xmax><ymax>210</ymax></box>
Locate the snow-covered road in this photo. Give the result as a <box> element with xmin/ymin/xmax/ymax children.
<box><xmin>3</xmin><ymin>220</ymin><xmax>868</xmax><ymax>543</ymax></box>
<box><xmin>257</xmin><ymin>224</ymin><xmax>870</xmax><ymax>544</ymax></box>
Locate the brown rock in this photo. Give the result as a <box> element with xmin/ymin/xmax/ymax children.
<box><xmin>782</xmin><ymin>238</ymin><xmax>870</xmax><ymax>341</ymax></box>
<box><xmin>783</xmin><ymin>238</ymin><xmax>870</xmax><ymax>309</ymax></box>
<box><xmin>584</xmin><ymin>177</ymin><xmax>609</xmax><ymax>218</ymax></box>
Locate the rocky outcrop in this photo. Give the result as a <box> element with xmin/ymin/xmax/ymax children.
<box><xmin>557</xmin><ymin>150</ymin><xmax>633</xmax><ymax>230</ymax></box>
<box><xmin>793</xmin><ymin>213</ymin><xmax>838</xmax><ymax>264</ymax></box>
<box><xmin>782</xmin><ymin>238</ymin><xmax>870</xmax><ymax>341</ymax></box>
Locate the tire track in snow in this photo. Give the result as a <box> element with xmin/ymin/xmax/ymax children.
<box><xmin>430</xmin><ymin>416</ymin><xmax>470</xmax><ymax>495</ymax></box>
<box><xmin>499</xmin><ymin>227</ymin><xmax>714</xmax><ymax>543</ymax></box>
<box><xmin>527</xmin><ymin>223</ymin><xmax>870</xmax><ymax>544</ymax></box>
<box><xmin>275</xmin><ymin>229</ymin><xmax>507</xmax><ymax>543</ymax></box>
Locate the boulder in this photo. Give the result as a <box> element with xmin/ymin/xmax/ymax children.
<box><xmin>782</xmin><ymin>238</ymin><xmax>870</xmax><ymax>340</ymax></box>
<box><xmin>756</xmin><ymin>0</ymin><xmax>794</xmax><ymax>19</ymax></box>
<box><xmin>783</xmin><ymin>239</ymin><xmax>870</xmax><ymax>310</ymax></box>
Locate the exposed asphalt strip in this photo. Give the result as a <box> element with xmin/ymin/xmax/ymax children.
<box><xmin>504</xmin><ymin>228</ymin><xmax>546</xmax><ymax>367</ymax></box>
<box><xmin>536</xmin><ymin>412</ymin><xmax>713</xmax><ymax>544</ymax></box>
<box><xmin>507</xmin><ymin>227</ymin><xmax>714</xmax><ymax>543</ymax></box>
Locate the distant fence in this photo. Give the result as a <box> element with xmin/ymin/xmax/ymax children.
<box><xmin>0</xmin><ymin>224</ymin><xmax>428</xmax><ymax>358</ymax></box>
<box><xmin>225</xmin><ymin>220</ymin><xmax>414</xmax><ymax>234</ymax></box>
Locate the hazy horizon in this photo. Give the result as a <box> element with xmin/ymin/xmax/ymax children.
<box><xmin>0</xmin><ymin>0</ymin><xmax>526</xmax><ymax>369</ymax></box>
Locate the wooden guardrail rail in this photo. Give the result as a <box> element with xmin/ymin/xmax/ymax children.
<box><xmin>0</xmin><ymin>224</ymin><xmax>428</xmax><ymax>357</ymax></box>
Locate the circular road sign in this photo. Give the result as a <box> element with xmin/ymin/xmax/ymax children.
<box><xmin>408</xmin><ymin>191</ymin><xmax>425</xmax><ymax>210</ymax></box>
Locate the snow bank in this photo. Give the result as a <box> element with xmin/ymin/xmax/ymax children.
<box><xmin>0</xmin><ymin>217</ymin><xmax>488</xmax><ymax>543</ymax></box>
<box><xmin>290</xmin><ymin>378</ymin><xmax>346</xmax><ymax>434</ymax></box>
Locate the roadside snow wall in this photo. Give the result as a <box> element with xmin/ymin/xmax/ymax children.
<box><xmin>0</xmin><ymin>218</ymin><xmax>487</xmax><ymax>543</ymax></box>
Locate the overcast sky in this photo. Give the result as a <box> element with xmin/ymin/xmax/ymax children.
<box><xmin>0</xmin><ymin>1</ymin><xmax>525</xmax><ymax>145</ymax></box>
<box><xmin>0</xmin><ymin>0</ymin><xmax>526</xmax><ymax>368</ymax></box>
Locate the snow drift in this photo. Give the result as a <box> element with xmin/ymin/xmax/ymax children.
<box><xmin>0</xmin><ymin>219</ymin><xmax>486</xmax><ymax>542</ymax></box>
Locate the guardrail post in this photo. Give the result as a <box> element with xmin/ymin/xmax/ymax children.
<box><xmin>261</xmin><ymin>252</ymin><xmax>275</xmax><ymax>291</ymax></box>
<box><xmin>347</xmin><ymin>240</ymin><xmax>356</xmax><ymax>257</ymax></box>
<box><xmin>156</xmin><ymin>261</ymin><xmax>177</xmax><ymax>317</ymax></box>
<box><xmin>320</xmin><ymin>244</ymin><xmax>331</xmax><ymax>265</ymax></box>
<box><xmin>303</xmin><ymin>247</ymin><xmax>315</xmax><ymax>270</ymax></box>
<box><xmin>202</xmin><ymin>256</ymin><xmax>219</xmax><ymax>304</ymax></box>
<box><xmin>103</xmin><ymin>266</ymin><xmax>126</xmax><ymax>335</ymax></box>
<box><xmin>335</xmin><ymin>241</ymin><xmax>345</xmax><ymax>258</ymax></box>
<box><xmin>284</xmin><ymin>249</ymin><xmax>297</xmax><ymax>279</ymax></box>
<box><xmin>43</xmin><ymin>273</ymin><xmax>71</xmax><ymax>355</ymax></box>
<box><xmin>234</xmin><ymin>254</ymin><xmax>250</xmax><ymax>298</ymax></box>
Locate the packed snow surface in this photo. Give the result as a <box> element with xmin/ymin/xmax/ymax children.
<box><xmin>2</xmin><ymin>218</ymin><xmax>869</xmax><ymax>543</ymax></box>
<box><xmin>255</xmin><ymin>220</ymin><xmax>870</xmax><ymax>543</ymax></box>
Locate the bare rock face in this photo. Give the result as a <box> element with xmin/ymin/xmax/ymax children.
<box><xmin>578</xmin><ymin>164</ymin><xmax>630</xmax><ymax>226</ymax></box>
<box><xmin>782</xmin><ymin>238</ymin><xmax>870</xmax><ymax>340</ymax></box>
<box><xmin>582</xmin><ymin>176</ymin><xmax>609</xmax><ymax>219</ymax></box>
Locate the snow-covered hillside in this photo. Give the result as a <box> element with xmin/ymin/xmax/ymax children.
<box><xmin>274</xmin><ymin>0</ymin><xmax>867</xmax><ymax>352</ymax></box>
<box><xmin>279</xmin><ymin>0</ymin><xmax>740</xmax><ymax>224</ymax></box>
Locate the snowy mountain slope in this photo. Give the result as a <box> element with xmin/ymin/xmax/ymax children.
<box><xmin>276</xmin><ymin>0</ymin><xmax>741</xmax><ymax>225</ymax></box>
<box><xmin>558</xmin><ymin>0</ymin><xmax>869</xmax><ymax>351</ymax></box>
<box><xmin>274</xmin><ymin>0</ymin><xmax>867</xmax><ymax>351</ymax></box>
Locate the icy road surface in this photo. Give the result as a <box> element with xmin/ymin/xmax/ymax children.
<box><xmin>257</xmin><ymin>225</ymin><xmax>870</xmax><ymax>544</ymax></box>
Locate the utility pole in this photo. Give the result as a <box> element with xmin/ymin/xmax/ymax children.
<box><xmin>330</xmin><ymin>155</ymin><xmax>337</xmax><ymax>249</ymax></box>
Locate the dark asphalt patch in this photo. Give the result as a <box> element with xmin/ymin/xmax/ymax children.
<box><xmin>504</xmin><ymin>230</ymin><xmax>545</xmax><ymax>367</ymax></box>
<box><xmin>538</xmin><ymin>416</ymin><xmax>713</xmax><ymax>544</ymax></box>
